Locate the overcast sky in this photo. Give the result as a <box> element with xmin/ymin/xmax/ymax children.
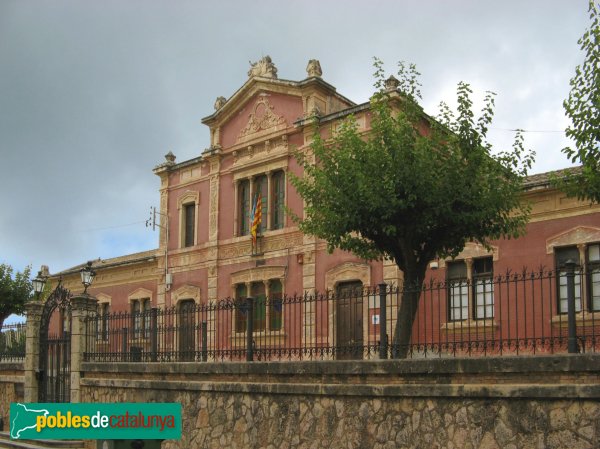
<box><xmin>0</xmin><ymin>0</ymin><xmax>591</xmax><ymax>280</ymax></box>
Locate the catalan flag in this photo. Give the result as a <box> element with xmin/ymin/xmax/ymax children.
<box><xmin>250</xmin><ymin>192</ymin><xmax>262</xmax><ymax>244</ymax></box>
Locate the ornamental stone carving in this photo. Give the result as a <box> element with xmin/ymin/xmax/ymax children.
<box><xmin>172</xmin><ymin>285</ymin><xmax>201</xmax><ymax>305</ymax></box>
<box><xmin>238</xmin><ymin>96</ymin><xmax>287</xmax><ymax>140</ymax></box>
<box><xmin>306</xmin><ymin>59</ymin><xmax>322</xmax><ymax>78</ymax></box>
<box><xmin>231</xmin><ymin>266</ymin><xmax>286</xmax><ymax>285</ymax></box>
<box><xmin>546</xmin><ymin>226</ymin><xmax>600</xmax><ymax>254</ymax></box>
<box><xmin>248</xmin><ymin>56</ymin><xmax>278</xmax><ymax>79</ymax></box>
<box><xmin>385</xmin><ymin>75</ymin><xmax>400</xmax><ymax>92</ymax></box>
<box><xmin>214</xmin><ymin>96</ymin><xmax>226</xmax><ymax>110</ymax></box>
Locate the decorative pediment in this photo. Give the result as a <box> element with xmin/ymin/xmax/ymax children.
<box><xmin>96</xmin><ymin>293</ymin><xmax>112</xmax><ymax>305</ymax></box>
<box><xmin>237</xmin><ymin>96</ymin><xmax>287</xmax><ymax>141</ymax></box>
<box><xmin>325</xmin><ymin>262</ymin><xmax>371</xmax><ymax>292</ymax></box>
<box><xmin>439</xmin><ymin>242</ymin><xmax>499</xmax><ymax>268</ymax></box>
<box><xmin>172</xmin><ymin>284</ymin><xmax>201</xmax><ymax>305</ymax></box>
<box><xmin>127</xmin><ymin>288</ymin><xmax>153</xmax><ymax>302</ymax></box>
<box><xmin>231</xmin><ymin>266</ymin><xmax>286</xmax><ymax>285</ymax></box>
<box><xmin>546</xmin><ymin>226</ymin><xmax>600</xmax><ymax>254</ymax></box>
<box><xmin>177</xmin><ymin>190</ymin><xmax>199</xmax><ymax>209</ymax></box>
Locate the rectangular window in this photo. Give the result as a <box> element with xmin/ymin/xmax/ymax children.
<box><xmin>100</xmin><ymin>303</ymin><xmax>109</xmax><ymax>341</ymax></box>
<box><xmin>448</xmin><ymin>261</ymin><xmax>468</xmax><ymax>321</ymax></box>
<box><xmin>132</xmin><ymin>300</ymin><xmax>141</xmax><ymax>337</ymax></box>
<box><xmin>131</xmin><ymin>299</ymin><xmax>151</xmax><ymax>338</ymax></box>
<box><xmin>142</xmin><ymin>299</ymin><xmax>151</xmax><ymax>338</ymax></box>
<box><xmin>269</xmin><ymin>280</ymin><xmax>283</xmax><ymax>331</ymax></box>
<box><xmin>235</xmin><ymin>284</ymin><xmax>248</xmax><ymax>332</ymax></box>
<box><xmin>556</xmin><ymin>246</ymin><xmax>582</xmax><ymax>314</ymax></box>
<box><xmin>473</xmin><ymin>257</ymin><xmax>494</xmax><ymax>319</ymax></box>
<box><xmin>251</xmin><ymin>282</ymin><xmax>266</xmax><ymax>331</ymax></box>
<box><xmin>184</xmin><ymin>203</ymin><xmax>195</xmax><ymax>247</ymax></box>
<box><xmin>587</xmin><ymin>243</ymin><xmax>600</xmax><ymax>311</ymax></box>
<box><xmin>255</xmin><ymin>175</ymin><xmax>268</xmax><ymax>233</ymax></box>
<box><xmin>271</xmin><ymin>171</ymin><xmax>285</xmax><ymax>230</ymax></box>
<box><xmin>239</xmin><ymin>180</ymin><xmax>250</xmax><ymax>236</ymax></box>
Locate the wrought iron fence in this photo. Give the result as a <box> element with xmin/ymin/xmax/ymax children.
<box><xmin>83</xmin><ymin>266</ymin><xmax>599</xmax><ymax>362</ymax></box>
<box><xmin>0</xmin><ymin>323</ymin><xmax>26</xmax><ymax>361</ymax></box>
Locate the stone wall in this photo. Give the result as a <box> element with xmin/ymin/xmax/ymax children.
<box><xmin>0</xmin><ymin>362</ymin><xmax>24</xmax><ymax>431</ymax></box>
<box><xmin>81</xmin><ymin>356</ymin><xmax>600</xmax><ymax>449</ymax></box>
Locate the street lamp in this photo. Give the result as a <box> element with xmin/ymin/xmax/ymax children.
<box><xmin>32</xmin><ymin>270</ymin><xmax>47</xmax><ymax>300</ymax></box>
<box><xmin>80</xmin><ymin>261</ymin><xmax>96</xmax><ymax>294</ymax></box>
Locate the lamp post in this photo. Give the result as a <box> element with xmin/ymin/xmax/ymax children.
<box><xmin>80</xmin><ymin>261</ymin><xmax>96</xmax><ymax>294</ymax></box>
<box><xmin>31</xmin><ymin>271</ymin><xmax>47</xmax><ymax>300</ymax></box>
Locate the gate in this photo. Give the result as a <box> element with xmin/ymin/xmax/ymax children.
<box><xmin>38</xmin><ymin>284</ymin><xmax>72</xmax><ymax>403</ymax></box>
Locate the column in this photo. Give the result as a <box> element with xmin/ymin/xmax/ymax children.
<box><xmin>24</xmin><ymin>301</ymin><xmax>43</xmax><ymax>403</ymax></box>
<box><xmin>70</xmin><ymin>294</ymin><xmax>98</xmax><ymax>403</ymax></box>
<box><xmin>233</xmin><ymin>180</ymin><xmax>239</xmax><ymax>237</ymax></box>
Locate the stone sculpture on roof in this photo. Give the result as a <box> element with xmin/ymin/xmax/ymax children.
<box><xmin>248</xmin><ymin>56</ymin><xmax>278</xmax><ymax>79</ymax></box>
<box><xmin>306</xmin><ymin>59</ymin><xmax>322</xmax><ymax>78</ymax></box>
<box><xmin>214</xmin><ymin>96</ymin><xmax>226</xmax><ymax>110</ymax></box>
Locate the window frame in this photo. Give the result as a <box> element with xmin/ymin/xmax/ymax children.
<box><xmin>555</xmin><ymin>245</ymin><xmax>583</xmax><ymax>314</ymax></box>
<box><xmin>472</xmin><ymin>257</ymin><xmax>494</xmax><ymax>320</ymax></box>
<box><xmin>238</xmin><ymin>180</ymin><xmax>251</xmax><ymax>236</ymax></box>
<box><xmin>447</xmin><ymin>256</ymin><xmax>495</xmax><ymax>322</ymax></box>
<box><xmin>271</xmin><ymin>170</ymin><xmax>285</xmax><ymax>230</ymax></box>
<box><xmin>586</xmin><ymin>243</ymin><xmax>600</xmax><ymax>312</ymax></box>
<box><xmin>99</xmin><ymin>302</ymin><xmax>110</xmax><ymax>341</ymax></box>
<box><xmin>131</xmin><ymin>298</ymin><xmax>151</xmax><ymax>339</ymax></box>
<box><xmin>447</xmin><ymin>261</ymin><xmax>468</xmax><ymax>322</ymax></box>
<box><xmin>183</xmin><ymin>202</ymin><xmax>196</xmax><ymax>248</ymax></box>
<box><xmin>234</xmin><ymin>279</ymin><xmax>285</xmax><ymax>334</ymax></box>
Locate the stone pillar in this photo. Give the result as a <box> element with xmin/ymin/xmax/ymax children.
<box><xmin>233</xmin><ymin>180</ymin><xmax>240</xmax><ymax>236</ymax></box>
<box><xmin>70</xmin><ymin>294</ymin><xmax>98</xmax><ymax>403</ymax></box>
<box><xmin>24</xmin><ymin>301</ymin><xmax>44</xmax><ymax>403</ymax></box>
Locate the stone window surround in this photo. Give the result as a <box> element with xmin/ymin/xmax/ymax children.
<box><xmin>171</xmin><ymin>284</ymin><xmax>202</xmax><ymax>306</ymax></box>
<box><xmin>446</xmin><ymin>256</ymin><xmax>494</xmax><ymax>323</ymax></box>
<box><xmin>96</xmin><ymin>293</ymin><xmax>111</xmax><ymax>342</ymax></box>
<box><xmin>440</xmin><ymin>242</ymin><xmax>499</xmax><ymax>333</ymax></box>
<box><xmin>177</xmin><ymin>190</ymin><xmax>200</xmax><ymax>249</ymax></box>
<box><xmin>230</xmin><ymin>266</ymin><xmax>286</xmax><ymax>337</ymax></box>
<box><xmin>128</xmin><ymin>288</ymin><xmax>153</xmax><ymax>341</ymax></box>
<box><xmin>547</xmin><ymin>226</ymin><xmax>600</xmax><ymax>318</ymax></box>
<box><xmin>233</xmin><ymin>160</ymin><xmax>287</xmax><ymax>237</ymax></box>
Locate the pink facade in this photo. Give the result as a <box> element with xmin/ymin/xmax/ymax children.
<box><xmin>54</xmin><ymin>58</ymin><xmax>600</xmax><ymax>358</ymax></box>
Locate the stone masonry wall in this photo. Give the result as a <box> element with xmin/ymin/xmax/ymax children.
<box><xmin>81</xmin><ymin>356</ymin><xmax>600</xmax><ymax>449</ymax></box>
<box><xmin>0</xmin><ymin>362</ymin><xmax>24</xmax><ymax>431</ymax></box>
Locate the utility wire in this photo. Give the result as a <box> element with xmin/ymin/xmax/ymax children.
<box><xmin>490</xmin><ymin>128</ymin><xmax>565</xmax><ymax>133</ymax></box>
<box><xmin>77</xmin><ymin>220</ymin><xmax>147</xmax><ymax>233</ymax></box>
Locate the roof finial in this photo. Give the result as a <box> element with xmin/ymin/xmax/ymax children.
<box><xmin>306</xmin><ymin>59</ymin><xmax>322</xmax><ymax>78</ymax></box>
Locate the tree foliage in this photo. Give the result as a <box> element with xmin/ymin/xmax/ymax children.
<box><xmin>560</xmin><ymin>0</ymin><xmax>600</xmax><ymax>202</ymax></box>
<box><xmin>0</xmin><ymin>264</ymin><xmax>33</xmax><ymax>331</ymax></box>
<box><xmin>290</xmin><ymin>59</ymin><xmax>534</xmax><ymax>357</ymax></box>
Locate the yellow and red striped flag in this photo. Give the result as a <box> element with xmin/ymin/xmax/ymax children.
<box><xmin>250</xmin><ymin>193</ymin><xmax>262</xmax><ymax>244</ymax></box>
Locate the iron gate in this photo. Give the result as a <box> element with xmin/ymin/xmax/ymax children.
<box><xmin>38</xmin><ymin>284</ymin><xmax>72</xmax><ymax>403</ymax></box>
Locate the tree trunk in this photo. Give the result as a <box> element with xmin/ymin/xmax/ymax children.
<box><xmin>392</xmin><ymin>265</ymin><xmax>427</xmax><ymax>359</ymax></box>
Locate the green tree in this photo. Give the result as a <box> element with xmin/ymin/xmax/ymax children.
<box><xmin>0</xmin><ymin>264</ymin><xmax>33</xmax><ymax>331</ymax></box>
<box><xmin>560</xmin><ymin>0</ymin><xmax>600</xmax><ymax>202</ymax></box>
<box><xmin>291</xmin><ymin>60</ymin><xmax>534</xmax><ymax>358</ymax></box>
